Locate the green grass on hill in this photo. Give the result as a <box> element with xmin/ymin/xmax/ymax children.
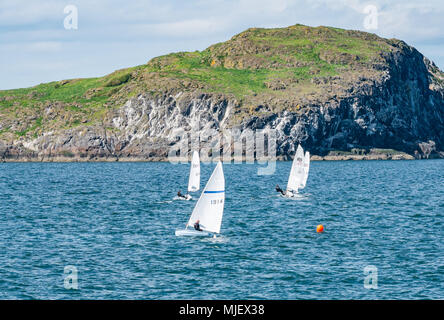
<box><xmin>0</xmin><ymin>24</ymin><xmax>399</xmax><ymax>138</ymax></box>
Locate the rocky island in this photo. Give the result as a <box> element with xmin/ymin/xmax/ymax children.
<box><xmin>0</xmin><ymin>24</ymin><xmax>443</xmax><ymax>162</ymax></box>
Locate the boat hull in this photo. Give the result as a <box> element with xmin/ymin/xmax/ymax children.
<box><xmin>174</xmin><ymin>194</ymin><xmax>192</xmax><ymax>201</ymax></box>
<box><xmin>284</xmin><ymin>190</ymin><xmax>299</xmax><ymax>198</ymax></box>
<box><xmin>175</xmin><ymin>229</ymin><xmax>211</xmax><ymax>237</ymax></box>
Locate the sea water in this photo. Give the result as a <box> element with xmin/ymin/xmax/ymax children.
<box><xmin>0</xmin><ymin>160</ymin><xmax>443</xmax><ymax>299</ymax></box>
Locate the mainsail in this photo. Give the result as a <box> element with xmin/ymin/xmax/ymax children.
<box><xmin>287</xmin><ymin>144</ymin><xmax>305</xmax><ymax>193</ymax></box>
<box><xmin>186</xmin><ymin>161</ymin><xmax>225</xmax><ymax>234</ymax></box>
<box><xmin>187</xmin><ymin>151</ymin><xmax>200</xmax><ymax>192</ymax></box>
<box><xmin>301</xmin><ymin>151</ymin><xmax>310</xmax><ymax>189</ymax></box>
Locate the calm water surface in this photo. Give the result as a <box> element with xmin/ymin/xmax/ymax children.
<box><xmin>0</xmin><ymin>160</ymin><xmax>443</xmax><ymax>299</ymax></box>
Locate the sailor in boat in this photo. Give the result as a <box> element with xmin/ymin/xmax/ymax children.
<box><xmin>193</xmin><ymin>220</ymin><xmax>203</xmax><ymax>231</ymax></box>
<box><xmin>297</xmin><ymin>156</ymin><xmax>303</xmax><ymax>165</ymax></box>
<box><xmin>177</xmin><ymin>190</ymin><xmax>188</xmax><ymax>200</ymax></box>
<box><xmin>275</xmin><ymin>184</ymin><xmax>286</xmax><ymax>196</ymax></box>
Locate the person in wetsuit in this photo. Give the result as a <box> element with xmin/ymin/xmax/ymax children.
<box><xmin>275</xmin><ymin>184</ymin><xmax>286</xmax><ymax>196</ymax></box>
<box><xmin>194</xmin><ymin>220</ymin><xmax>203</xmax><ymax>231</ymax></box>
<box><xmin>177</xmin><ymin>190</ymin><xmax>187</xmax><ymax>199</ymax></box>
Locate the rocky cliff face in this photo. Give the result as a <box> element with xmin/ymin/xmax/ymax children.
<box><xmin>1</xmin><ymin>25</ymin><xmax>443</xmax><ymax>161</ymax></box>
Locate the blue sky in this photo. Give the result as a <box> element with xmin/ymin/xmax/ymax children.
<box><xmin>1</xmin><ymin>0</ymin><xmax>443</xmax><ymax>90</ymax></box>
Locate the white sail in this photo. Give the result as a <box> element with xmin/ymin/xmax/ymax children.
<box><xmin>300</xmin><ymin>151</ymin><xmax>310</xmax><ymax>189</ymax></box>
<box><xmin>187</xmin><ymin>150</ymin><xmax>200</xmax><ymax>192</ymax></box>
<box><xmin>287</xmin><ymin>144</ymin><xmax>305</xmax><ymax>193</ymax></box>
<box><xmin>186</xmin><ymin>161</ymin><xmax>225</xmax><ymax>234</ymax></box>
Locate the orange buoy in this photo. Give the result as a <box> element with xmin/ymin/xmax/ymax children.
<box><xmin>316</xmin><ymin>224</ymin><xmax>324</xmax><ymax>233</ymax></box>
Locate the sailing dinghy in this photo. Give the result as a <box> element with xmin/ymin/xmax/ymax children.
<box><xmin>177</xmin><ymin>151</ymin><xmax>200</xmax><ymax>201</ymax></box>
<box><xmin>175</xmin><ymin>161</ymin><xmax>225</xmax><ymax>237</ymax></box>
<box><xmin>284</xmin><ymin>144</ymin><xmax>309</xmax><ymax>197</ymax></box>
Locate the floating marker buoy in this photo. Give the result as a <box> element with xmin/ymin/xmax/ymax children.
<box><xmin>316</xmin><ymin>224</ymin><xmax>324</xmax><ymax>233</ymax></box>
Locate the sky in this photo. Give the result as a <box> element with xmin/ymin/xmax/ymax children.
<box><xmin>1</xmin><ymin>0</ymin><xmax>443</xmax><ymax>90</ymax></box>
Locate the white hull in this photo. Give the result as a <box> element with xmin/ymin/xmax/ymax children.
<box><xmin>285</xmin><ymin>190</ymin><xmax>298</xmax><ymax>197</ymax></box>
<box><xmin>175</xmin><ymin>194</ymin><xmax>192</xmax><ymax>201</ymax></box>
<box><xmin>175</xmin><ymin>229</ymin><xmax>211</xmax><ymax>237</ymax></box>
<box><xmin>280</xmin><ymin>190</ymin><xmax>305</xmax><ymax>199</ymax></box>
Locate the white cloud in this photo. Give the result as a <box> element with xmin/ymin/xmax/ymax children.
<box><xmin>28</xmin><ymin>41</ymin><xmax>62</xmax><ymax>52</ymax></box>
<box><xmin>0</xmin><ymin>0</ymin><xmax>62</xmax><ymax>26</ymax></box>
<box><xmin>132</xmin><ymin>18</ymin><xmax>228</xmax><ymax>38</ymax></box>
<box><xmin>237</xmin><ymin>0</ymin><xmax>289</xmax><ymax>14</ymax></box>
<box><xmin>0</xmin><ymin>0</ymin><xmax>443</xmax><ymax>90</ymax></box>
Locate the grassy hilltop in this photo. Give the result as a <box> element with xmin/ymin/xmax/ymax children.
<box><xmin>0</xmin><ymin>24</ymin><xmax>399</xmax><ymax>138</ymax></box>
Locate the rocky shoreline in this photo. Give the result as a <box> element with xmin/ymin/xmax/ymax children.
<box><xmin>3</xmin><ymin>150</ymin><xmax>443</xmax><ymax>163</ymax></box>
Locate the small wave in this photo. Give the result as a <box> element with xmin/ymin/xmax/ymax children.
<box><xmin>66</xmin><ymin>190</ymin><xmax>100</xmax><ymax>195</ymax></box>
<box><xmin>155</xmin><ymin>200</ymin><xmax>174</xmax><ymax>204</ymax></box>
<box><xmin>204</xmin><ymin>235</ymin><xmax>228</xmax><ymax>244</ymax></box>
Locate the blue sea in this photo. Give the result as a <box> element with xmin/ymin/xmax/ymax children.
<box><xmin>0</xmin><ymin>160</ymin><xmax>443</xmax><ymax>299</ymax></box>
